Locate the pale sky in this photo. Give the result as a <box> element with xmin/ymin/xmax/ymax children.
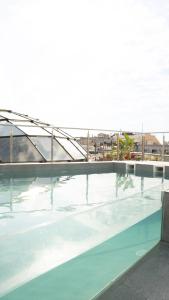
<box><xmin>0</xmin><ymin>0</ymin><xmax>169</xmax><ymax>132</ymax></box>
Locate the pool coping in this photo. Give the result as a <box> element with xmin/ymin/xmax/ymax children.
<box><xmin>0</xmin><ymin>160</ymin><xmax>169</xmax><ymax>178</ymax></box>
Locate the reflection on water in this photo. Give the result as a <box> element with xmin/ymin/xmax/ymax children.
<box><xmin>0</xmin><ymin>172</ymin><xmax>167</xmax><ymax>297</ymax></box>
<box><xmin>116</xmin><ymin>173</ymin><xmax>134</xmax><ymax>190</ymax></box>
<box><xmin>0</xmin><ymin>173</ymin><xmax>165</xmax><ymax>216</ymax></box>
<box><xmin>0</xmin><ymin>176</ymin><xmax>72</xmax><ymax>215</ymax></box>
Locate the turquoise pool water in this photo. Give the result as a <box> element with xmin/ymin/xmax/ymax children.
<box><xmin>0</xmin><ymin>172</ymin><xmax>166</xmax><ymax>299</ymax></box>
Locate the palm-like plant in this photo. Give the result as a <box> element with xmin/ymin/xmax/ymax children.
<box><xmin>119</xmin><ymin>133</ymin><xmax>134</xmax><ymax>160</ymax></box>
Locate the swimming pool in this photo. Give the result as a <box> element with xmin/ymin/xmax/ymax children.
<box><xmin>0</xmin><ymin>171</ymin><xmax>166</xmax><ymax>299</ymax></box>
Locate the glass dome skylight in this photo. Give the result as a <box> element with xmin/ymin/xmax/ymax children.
<box><xmin>0</xmin><ymin>109</ymin><xmax>87</xmax><ymax>163</ymax></box>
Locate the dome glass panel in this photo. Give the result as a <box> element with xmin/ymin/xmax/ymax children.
<box><xmin>0</xmin><ymin>112</ymin><xmax>26</xmax><ymax>120</ymax></box>
<box><xmin>30</xmin><ymin>137</ymin><xmax>72</xmax><ymax>161</ymax></box>
<box><xmin>0</xmin><ymin>110</ymin><xmax>87</xmax><ymax>162</ymax></box>
<box><xmin>17</xmin><ymin>126</ymin><xmax>50</xmax><ymax>136</ymax></box>
<box><xmin>0</xmin><ymin>137</ymin><xmax>10</xmax><ymax>162</ymax></box>
<box><xmin>0</xmin><ymin>122</ymin><xmax>24</xmax><ymax>136</ymax></box>
<box><xmin>56</xmin><ymin>138</ymin><xmax>85</xmax><ymax>160</ymax></box>
<box><xmin>71</xmin><ymin>140</ymin><xmax>87</xmax><ymax>156</ymax></box>
<box><xmin>13</xmin><ymin>137</ymin><xmax>44</xmax><ymax>162</ymax></box>
<box><xmin>45</xmin><ymin>128</ymin><xmax>66</xmax><ymax>138</ymax></box>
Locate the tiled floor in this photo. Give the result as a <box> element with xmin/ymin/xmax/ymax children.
<box><xmin>96</xmin><ymin>242</ymin><xmax>169</xmax><ymax>300</ymax></box>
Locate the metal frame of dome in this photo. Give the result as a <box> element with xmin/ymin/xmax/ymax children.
<box><xmin>0</xmin><ymin>109</ymin><xmax>87</xmax><ymax>163</ymax></box>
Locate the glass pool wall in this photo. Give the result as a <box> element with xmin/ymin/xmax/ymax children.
<box><xmin>0</xmin><ymin>171</ymin><xmax>166</xmax><ymax>300</ymax></box>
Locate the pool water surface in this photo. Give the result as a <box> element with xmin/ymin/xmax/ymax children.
<box><xmin>0</xmin><ymin>172</ymin><xmax>166</xmax><ymax>299</ymax></box>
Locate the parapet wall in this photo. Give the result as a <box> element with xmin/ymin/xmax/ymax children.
<box><xmin>0</xmin><ymin>160</ymin><xmax>168</xmax><ymax>178</ymax></box>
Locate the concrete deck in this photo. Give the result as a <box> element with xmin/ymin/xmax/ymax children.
<box><xmin>95</xmin><ymin>241</ymin><xmax>169</xmax><ymax>300</ymax></box>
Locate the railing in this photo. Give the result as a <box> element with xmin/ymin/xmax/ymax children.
<box><xmin>0</xmin><ymin>122</ymin><xmax>169</xmax><ymax>162</ymax></box>
<box><xmin>60</xmin><ymin>127</ymin><xmax>169</xmax><ymax>162</ymax></box>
